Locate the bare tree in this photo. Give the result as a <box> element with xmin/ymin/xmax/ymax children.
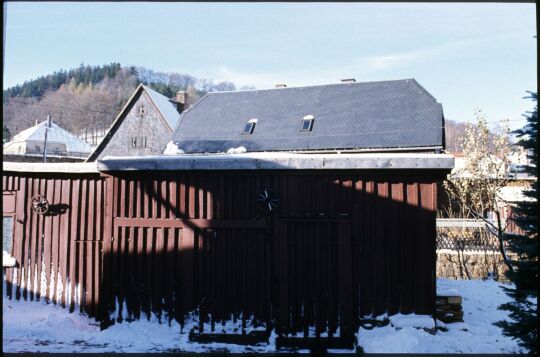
<box><xmin>443</xmin><ymin>109</ymin><xmax>516</xmax><ymax>271</ymax></box>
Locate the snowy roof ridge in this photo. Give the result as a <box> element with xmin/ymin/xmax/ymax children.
<box><xmin>5</xmin><ymin>120</ymin><xmax>92</xmax><ymax>153</ymax></box>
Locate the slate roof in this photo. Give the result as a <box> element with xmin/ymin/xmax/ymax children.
<box><xmin>4</xmin><ymin>120</ymin><xmax>92</xmax><ymax>153</ymax></box>
<box><xmin>172</xmin><ymin>79</ymin><xmax>445</xmax><ymax>153</ymax></box>
<box><xmin>143</xmin><ymin>85</ymin><xmax>181</xmax><ymax>130</ymax></box>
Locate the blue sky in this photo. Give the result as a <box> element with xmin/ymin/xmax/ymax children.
<box><xmin>3</xmin><ymin>2</ymin><xmax>537</xmax><ymax>129</ymax></box>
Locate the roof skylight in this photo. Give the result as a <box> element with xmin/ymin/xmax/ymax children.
<box><xmin>300</xmin><ymin>115</ymin><xmax>314</xmax><ymax>132</ymax></box>
<box><xmin>242</xmin><ymin>118</ymin><xmax>258</xmax><ymax>134</ymax></box>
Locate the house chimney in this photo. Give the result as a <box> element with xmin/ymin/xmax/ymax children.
<box><xmin>341</xmin><ymin>78</ymin><xmax>356</xmax><ymax>83</ymax></box>
<box><xmin>275</xmin><ymin>84</ymin><xmax>287</xmax><ymax>88</ymax></box>
<box><xmin>176</xmin><ymin>90</ymin><xmax>188</xmax><ymax>112</ymax></box>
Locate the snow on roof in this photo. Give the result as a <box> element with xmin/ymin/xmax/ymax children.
<box><xmin>3</xmin><ymin>161</ymin><xmax>99</xmax><ymax>173</ymax></box>
<box><xmin>97</xmin><ymin>152</ymin><xmax>455</xmax><ymax>171</ymax></box>
<box><xmin>143</xmin><ymin>85</ymin><xmax>181</xmax><ymax>130</ymax></box>
<box><xmin>5</xmin><ymin>120</ymin><xmax>92</xmax><ymax>153</ymax></box>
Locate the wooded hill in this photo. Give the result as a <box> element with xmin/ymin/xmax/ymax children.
<box><xmin>2</xmin><ymin>63</ymin><xmax>239</xmax><ymax>141</ymax></box>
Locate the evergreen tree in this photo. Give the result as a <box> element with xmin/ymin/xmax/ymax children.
<box><xmin>495</xmin><ymin>92</ymin><xmax>538</xmax><ymax>354</ymax></box>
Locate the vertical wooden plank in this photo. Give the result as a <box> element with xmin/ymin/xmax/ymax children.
<box><xmin>319</xmin><ymin>222</ymin><xmax>328</xmax><ymax>335</ymax></box>
<box><xmin>206</xmin><ymin>177</ymin><xmax>213</xmax><ymax>220</ymax></box>
<box><xmin>68</xmin><ymin>179</ymin><xmax>80</xmax><ymax>311</ymax></box>
<box><xmin>153</xmin><ymin>227</ymin><xmax>164</xmax><ymax>320</ymax></box>
<box><xmin>170</xmin><ymin>179</ymin><xmax>178</xmax><ymax>219</ymax></box>
<box><xmin>100</xmin><ymin>175</ymin><xmax>114</xmax><ymax>322</ymax></box>
<box><xmin>179</xmin><ymin>175</ymin><xmax>186</xmax><ymax>218</ymax></box>
<box><xmin>84</xmin><ymin>179</ymin><xmax>95</xmax><ymax>313</ymax></box>
<box><xmin>29</xmin><ymin>178</ymin><xmax>43</xmax><ymax>300</ymax></box>
<box><xmin>173</xmin><ymin>228</ymin><xmax>182</xmax><ymax>324</ymax></box>
<box><xmin>13</xmin><ymin>177</ymin><xmax>27</xmax><ymax>299</ymax></box>
<box><xmin>136</xmin><ymin>178</ymin><xmax>143</xmax><ymax>219</ymax></box>
<box><xmin>114</xmin><ymin>178</ymin><xmax>126</xmax><ymax>319</ymax></box>
<box><xmin>127</xmin><ymin>224</ymin><xmax>135</xmax><ymax>320</ymax></box>
<box><xmin>56</xmin><ymin>179</ymin><xmax>70</xmax><ymax>307</ymax></box>
<box><xmin>387</xmin><ymin>182</ymin><xmax>403</xmax><ymax>315</ymax></box>
<box><xmin>350</xmin><ymin>178</ymin><xmax>362</xmax><ymax>323</ymax></box>
<box><xmin>50</xmin><ymin>179</ymin><xmax>62</xmax><ymax>303</ymax></box>
<box><xmin>337</xmin><ymin>220</ymin><xmax>354</xmax><ymax>338</ymax></box>
<box><xmin>217</xmin><ymin>175</ymin><xmax>224</xmax><ymax>219</ymax></box>
<box><xmin>34</xmin><ymin>178</ymin><xmax>49</xmax><ymax>301</ymax></box>
<box><xmin>19</xmin><ymin>177</ymin><xmax>31</xmax><ymax>300</ymax></box>
<box><xmin>401</xmin><ymin>181</ymin><xmax>418</xmax><ymax>314</ymax></box>
<box><xmin>198</xmin><ymin>176</ymin><xmax>205</xmax><ymax>219</ymax></box>
<box><xmin>188</xmin><ymin>177</ymin><xmax>196</xmax><ymax>219</ymax></box>
<box><xmin>143</xmin><ymin>177</ymin><xmax>151</xmax><ymax>219</ymax></box>
<box><xmin>418</xmin><ymin>182</ymin><xmax>437</xmax><ymax>315</ymax></box>
<box><xmin>134</xmin><ymin>226</ymin><xmax>144</xmax><ymax>320</ymax></box>
<box><xmin>93</xmin><ymin>179</ymin><xmax>103</xmax><ymax>317</ymax></box>
<box><xmin>128</xmin><ymin>179</ymin><xmax>135</xmax><ymax>218</ymax></box>
<box><xmin>78</xmin><ymin>179</ymin><xmax>89</xmax><ymax>312</ymax></box>
<box><xmin>152</xmin><ymin>179</ymin><xmax>158</xmax><ymax>219</ymax></box>
<box><xmin>59</xmin><ymin>179</ymin><xmax>70</xmax><ymax>307</ymax></box>
<box><xmin>165</xmin><ymin>227</ymin><xmax>175</xmax><ymax>323</ymax></box>
<box><xmin>373</xmin><ymin>181</ymin><xmax>388</xmax><ymax>316</ymax></box>
<box><xmin>94</xmin><ymin>239</ymin><xmax>100</xmax><ymax>318</ymax></box>
<box><xmin>181</xmin><ymin>227</ymin><xmax>195</xmax><ymax>314</ymax></box>
<box><xmin>327</xmin><ymin>222</ymin><xmax>337</xmax><ymax>336</ymax></box>
<box><xmin>360</xmin><ymin>180</ymin><xmax>374</xmax><ymax>316</ymax></box>
<box><xmin>278</xmin><ymin>220</ymin><xmax>289</xmax><ymax>335</ymax></box>
<box><xmin>143</xmin><ymin>227</ymin><xmax>153</xmax><ymax>319</ymax></box>
<box><xmin>161</xmin><ymin>178</ymin><xmax>168</xmax><ymax>219</ymax></box>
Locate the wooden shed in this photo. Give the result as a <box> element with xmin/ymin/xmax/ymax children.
<box><xmin>3</xmin><ymin>152</ymin><xmax>453</xmax><ymax>347</ymax></box>
<box><xmin>3</xmin><ymin>79</ymin><xmax>453</xmax><ymax>348</ymax></box>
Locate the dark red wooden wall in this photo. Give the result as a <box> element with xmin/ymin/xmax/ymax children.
<box><xmin>3</xmin><ymin>173</ymin><xmax>106</xmax><ymax>316</ymax></box>
<box><xmin>3</xmin><ymin>169</ymin><xmax>439</xmax><ymax>339</ymax></box>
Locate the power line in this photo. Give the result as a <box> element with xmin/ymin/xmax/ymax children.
<box><xmin>6</xmin><ymin>98</ymin><xmax>116</xmax><ymax>116</ymax></box>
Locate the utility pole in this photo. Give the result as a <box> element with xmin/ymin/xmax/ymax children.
<box><xmin>43</xmin><ymin>115</ymin><xmax>51</xmax><ymax>163</ymax></box>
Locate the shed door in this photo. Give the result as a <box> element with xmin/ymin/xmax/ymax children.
<box><xmin>275</xmin><ymin>218</ymin><xmax>353</xmax><ymax>339</ymax></box>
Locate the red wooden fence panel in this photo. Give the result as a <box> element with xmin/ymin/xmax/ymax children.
<box><xmin>3</xmin><ymin>173</ymin><xmax>106</xmax><ymax>317</ymax></box>
<box><xmin>3</xmin><ymin>170</ymin><xmax>440</xmax><ymax>340</ymax></box>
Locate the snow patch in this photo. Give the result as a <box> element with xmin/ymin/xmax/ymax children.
<box><xmin>388</xmin><ymin>314</ymin><xmax>435</xmax><ymax>329</ymax></box>
<box><xmin>163</xmin><ymin>141</ymin><xmax>185</xmax><ymax>155</ymax></box>
<box><xmin>226</xmin><ymin>146</ymin><xmax>247</xmax><ymax>154</ymax></box>
<box><xmin>2</xmin><ymin>278</ymin><xmax>532</xmax><ymax>353</ymax></box>
<box><xmin>3</xmin><ymin>251</ymin><xmax>16</xmax><ymax>267</ymax></box>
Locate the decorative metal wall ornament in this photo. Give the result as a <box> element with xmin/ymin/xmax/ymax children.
<box><xmin>256</xmin><ymin>189</ymin><xmax>279</xmax><ymax>214</ymax></box>
<box><xmin>31</xmin><ymin>194</ymin><xmax>50</xmax><ymax>215</ymax></box>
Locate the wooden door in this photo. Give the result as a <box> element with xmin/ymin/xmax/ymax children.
<box><xmin>275</xmin><ymin>218</ymin><xmax>353</xmax><ymax>339</ymax></box>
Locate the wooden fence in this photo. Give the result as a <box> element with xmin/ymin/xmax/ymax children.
<box><xmin>3</xmin><ymin>170</ymin><xmax>439</xmax><ymax>341</ymax></box>
<box><xmin>3</xmin><ymin>173</ymin><xmax>106</xmax><ymax>317</ymax></box>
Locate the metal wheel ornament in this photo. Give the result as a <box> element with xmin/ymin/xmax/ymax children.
<box><xmin>31</xmin><ymin>194</ymin><xmax>50</xmax><ymax>215</ymax></box>
<box><xmin>257</xmin><ymin>189</ymin><xmax>279</xmax><ymax>214</ymax></box>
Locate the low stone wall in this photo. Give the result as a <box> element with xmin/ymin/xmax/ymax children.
<box><xmin>436</xmin><ymin>250</ymin><xmax>514</xmax><ymax>281</ymax></box>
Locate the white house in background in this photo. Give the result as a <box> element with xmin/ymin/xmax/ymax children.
<box><xmin>3</xmin><ymin>120</ymin><xmax>92</xmax><ymax>160</ymax></box>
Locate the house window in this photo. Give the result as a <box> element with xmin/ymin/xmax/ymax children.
<box><xmin>138</xmin><ymin>105</ymin><xmax>146</xmax><ymax>117</ymax></box>
<box><xmin>300</xmin><ymin>115</ymin><xmax>315</xmax><ymax>132</ymax></box>
<box><xmin>131</xmin><ymin>136</ymin><xmax>148</xmax><ymax>148</ymax></box>
<box><xmin>242</xmin><ymin>118</ymin><xmax>258</xmax><ymax>135</ymax></box>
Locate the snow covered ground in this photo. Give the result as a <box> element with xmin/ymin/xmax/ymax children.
<box><xmin>2</xmin><ymin>278</ymin><xmax>528</xmax><ymax>353</ymax></box>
